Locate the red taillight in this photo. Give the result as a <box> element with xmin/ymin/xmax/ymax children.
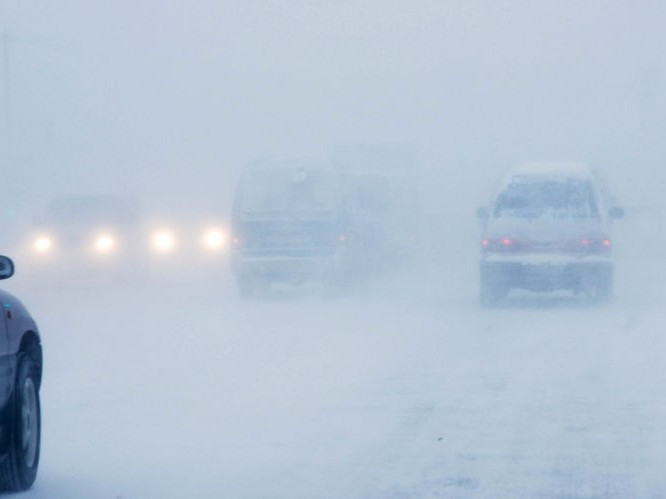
<box><xmin>483</xmin><ymin>236</ymin><xmax>612</xmax><ymax>253</ymax></box>
<box><xmin>576</xmin><ymin>238</ymin><xmax>611</xmax><ymax>252</ymax></box>
<box><xmin>481</xmin><ymin>237</ymin><xmax>517</xmax><ymax>252</ymax></box>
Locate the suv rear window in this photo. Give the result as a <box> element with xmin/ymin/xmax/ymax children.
<box><xmin>494</xmin><ymin>179</ymin><xmax>599</xmax><ymax>219</ymax></box>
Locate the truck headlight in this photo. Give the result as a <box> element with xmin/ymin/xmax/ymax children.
<box><xmin>33</xmin><ymin>236</ymin><xmax>53</xmax><ymax>253</ymax></box>
<box><xmin>203</xmin><ymin>229</ymin><xmax>226</xmax><ymax>251</ymax></box>
<box><xmin>94</xmin><ymin>234</ymin><xmax>116</xmax><ymax>253</ymax></box>
<box><xmin>152</xmin><ymin>230</ymin><xmax>176</xmax><ymax>252</ymax></box>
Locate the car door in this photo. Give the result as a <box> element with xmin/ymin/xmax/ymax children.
<box><xmin>0</xmin><ymin>289</ymin><xmax>14</xmax><ymax>407</ymax></box>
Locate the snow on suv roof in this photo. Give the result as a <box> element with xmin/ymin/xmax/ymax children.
<box><xmin>503</xmin><ymin>162</ymin><xmax>594</xmax><ymax>183</ymax></box>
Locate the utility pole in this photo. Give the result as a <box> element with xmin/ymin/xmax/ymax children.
<box><xmin>2</xmin><ymin>30</ymin><xmax>10</xmax><ymax>159</ymax></box>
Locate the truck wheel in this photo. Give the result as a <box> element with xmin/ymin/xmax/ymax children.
<box><xmin>0</xmin><ymin>353</ymin><xmax>41</xmax><ymax>491</ymax></box>
<box><xmin>237</xmin><ymin>278</ymin><xmax>253</xmax><ymax>298</ymax></box>
<box><xmin>237</xmin><ymin>276</ymin><xmax>270</xmax><ymax>299</ymax></box>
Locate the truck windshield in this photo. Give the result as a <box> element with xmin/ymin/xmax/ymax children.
<box><xmin>239</xmin><ymin>168</ymin><xmax>338</xmax><ymax>215</ymax></box>
<box><xmin>494</xmin><ymin>179</ymin><xmax>598</xmax><ymax>218</ymax></box>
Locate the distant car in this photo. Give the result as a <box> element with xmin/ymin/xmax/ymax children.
<box><xmin>477</xmin><ymin>162</ymin><xmax>624</xmax><ymax>305</ymax></box>
<box><xmin>23</xmin><ymin>196</ymin><xmax>231</xmax><ymax>282</ymax></box>
<box><xmin>332</xmin><ymin>144</ymin><xmax>422</xmax><ymax>271</ymax></box>
<box><xmin>26</xmin><ymin>195</ymin><xmax>146</xmax><ymax>279</ymax></box>
<box><xmin>0</xmin><ymin>256</ymin><xmax>42</xmax><ymax>491</ymax></box>
<box><xmin>141</xmin><ymin>211</ymin><xmax>229</xmax><ymax>260</ymax></box>
<box><xmin>231</xmin><ymin>159</ymin><xmax>353</xmax><ymax>297</ymax></box>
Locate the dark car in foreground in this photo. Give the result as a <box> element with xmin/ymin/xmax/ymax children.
<box><xmin>477</xmin><ymin>162</ymin><xmax>624</xmax><ymax>306</ymax></box>
<box><xmin>0</xmin><ymin>256</ymin><xmax>42</xmax><ymax>491</ymax></box>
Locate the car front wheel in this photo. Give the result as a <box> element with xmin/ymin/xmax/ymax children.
<box><xmin>0</xmin><ymin>352</ymin><xmax>41</xmax><ymax>491</ymax></box>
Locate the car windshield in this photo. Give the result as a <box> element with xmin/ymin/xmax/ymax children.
<box><xmin>494</xmin><ymin>179</ymin><xmax>599</xmax><ymax>218</ymax></box>
<box><xmin>238</xmin><ymin>168</ymin><xmax>338</xmax><ymax>215</ymax></box>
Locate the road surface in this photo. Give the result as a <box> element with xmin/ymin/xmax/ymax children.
<box><xmin>6</xmin><ymin>230</ymin><xmax>666</xmax><ymax>498</ymax></box>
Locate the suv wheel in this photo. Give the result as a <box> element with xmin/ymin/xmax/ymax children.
<box><xmin>480</xmin><ymin>275</ymin><xmax>508</xmax><ymax>307</ymax></box>
<box><xmin>580</xmin><ymin>268</ymin><xmax>613</xmax><ymax>304</ymax></box>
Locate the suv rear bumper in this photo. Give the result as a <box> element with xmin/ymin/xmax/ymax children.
<box><xmin>481</xmin><ymin>255</ymin><xmax>613</xmax><ymax>293</ymax></box>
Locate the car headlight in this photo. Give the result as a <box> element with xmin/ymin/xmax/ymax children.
<box><xmin>94</xmin><ymin>234</ymin><xmax>116</xmax><ymax>253</ymax></box>
<box><xmin>33</xmin><ymin>236</ymin><xmax>53</xmax><ymax>253</ymax></box>
<box><xmin>152</xmin><ymin>230</ymin><xmax>176</xmax><ymax>252</ymax></box>
<box><xmin>203</xmin><ymin>228</ymin><xmax>227</xmax><ymax>251</ymax></box>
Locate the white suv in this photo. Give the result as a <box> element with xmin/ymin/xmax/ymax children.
<box><xmin>477</xmin><ymin>162</ymin><xmax>623</xmax><ymax>305</ymax></box>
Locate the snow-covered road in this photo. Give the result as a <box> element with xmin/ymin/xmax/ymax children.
<box><xmin>7</xmin><ymin>239</ymin><xmax>666</xmax><ymax>498</ymax></box>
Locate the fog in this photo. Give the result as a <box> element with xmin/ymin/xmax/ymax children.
<box><xmin>1</xmin><ymin>1</ymin><xmax>666</xmax><ymax>497</ymax></box>
<box><xmin>4</xmin><ymin>1</ymin><xmax>666</xmax><ymax>206</ymax></box>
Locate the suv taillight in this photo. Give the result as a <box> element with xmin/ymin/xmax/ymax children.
<box><xmin>481</xmin><ymin>237</ymin><xmax>612</xmax><ymax>253</ymax></box>
<box><xmin>481</xmin><ymin>237</ymin><xmax>519</xmax><ymax>252</ymax></box>
<box><xmin>575</xmin><ymin>238</ymin><xmax>611</xmax><ymax>253</ymax></box>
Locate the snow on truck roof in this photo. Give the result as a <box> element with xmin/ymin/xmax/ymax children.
<box><xmin>502</xmin><ymin>162</ymin><xmax>594</xmax><ymax>185</ymax></box>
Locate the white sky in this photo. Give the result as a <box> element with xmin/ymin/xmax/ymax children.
<box><xmin>1</xmin><ymin>0</ymin><xmax>665</xmax><ymax>211</ymax></box>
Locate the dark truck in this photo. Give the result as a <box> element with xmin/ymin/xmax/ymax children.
<box><xmin>230</xmin><ymin>160</ymin><xmax>354</xmax><ymax>297</ymax></box>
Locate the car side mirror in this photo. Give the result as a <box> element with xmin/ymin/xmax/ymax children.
<box><xmin>0</xmin><ymin>256</ymin><xmax>14</xmax><ymax>280</ymax></box>
<box><xmin>609</xmin><ymin>207</ymin><xmax>624</xmax><ymax>219</ymax></box>
<box><xmin>476</xmin><ymin>206</ymin><xmax>489</xmax><ymax>219</ymax></box>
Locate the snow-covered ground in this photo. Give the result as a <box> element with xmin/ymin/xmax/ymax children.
<box><xmin>0</xmin><ymin>215</ymin><xmax>662</xmax><ymax>498</ymax></box>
